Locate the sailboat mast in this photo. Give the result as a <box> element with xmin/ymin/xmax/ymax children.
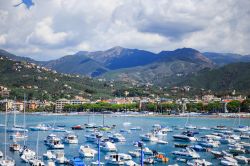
<box><xmin>4</xmin><ymin>100</ymin><xmax>8</xmax><ymax>160</ymax></box>
<box><xmin>36</xmin><ymin>131</ymin><xmax>39</xmax><ymax>159</ymax></box>
<box><xmin>13</xmin><ymin>99</ymin><xmax>16</xmax><ymax>127</ymax></box>
<box><xmin>23</xmin><ymin>94</ymin><xmax>26</xmax><ymax>145</ymax></box>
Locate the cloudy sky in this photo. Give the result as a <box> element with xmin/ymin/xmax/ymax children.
<box><xmin>0</xmin><ymin>0</ymin><xmax>249</xmax><ymax>60</ymax></box>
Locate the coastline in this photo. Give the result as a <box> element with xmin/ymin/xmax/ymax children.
<box><xmin>1</xmin><ymin>112</ymin><xmax>250</xmax><ymax>119</ymax></box>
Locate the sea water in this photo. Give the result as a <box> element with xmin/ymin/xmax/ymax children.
<box><xmin>0</xmin><ymin>114</ymin><xmax>249</xmax><ymax>165</ymax></box>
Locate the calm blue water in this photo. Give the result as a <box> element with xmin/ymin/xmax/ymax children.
<box><xmin>0</xmin><ymin>114</ymin><xmax>249</xmax><ymax>165</ymax></box>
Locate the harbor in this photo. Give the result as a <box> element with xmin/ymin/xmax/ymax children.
<box><xmin>0</xmin><ymin>113</ymin><xmax>249</xmax><ymax>165</ymax></box>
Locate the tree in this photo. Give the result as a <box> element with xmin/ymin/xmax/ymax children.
<box><xmin>227</xmin><ymin>100</ymin><xmax>241</xmax><ymax>113</ymax></box>
<box><xmin>241</xmin><ymin>99</ymin><xmax>250</xmax><ymax>112</ymax></box>
<box><xmin>204</xmin><ymin>101</ymin><xmax>223</xmax><ymax>112</ymax></box>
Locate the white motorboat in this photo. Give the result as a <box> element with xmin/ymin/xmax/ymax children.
<box><xmin>9</xmin><ymin>143</ymin><xmax>21</xmax><ymax>151</ymax></box>
<box><xmin>153</xmin><ymin>124</ymin><xmax>161</xmax><ymax>128</ymax></box>
<box><xmin>29</xmin><ymin>124</ymin><xmax>50</xmax><ymax>131</ymax></box>
<box><xmin>124</xmin><ymin>160</ymin><xmax>139</xmax><ymax>166</ymax></box>
<box><xmin>157</xmin><ymin>140</ymin><xmax>168</xmax><ymax>144</ymax></box>
<box><xmin>55</xmin><ymin>151</ymin><xmax>68</xmax><ymax>164</ymax></box>
<box><xmin>29</xmin><ymin>158</ymin><xmax>45</xmax><ymax>166</ymax></box>
<box><xmin>140</xmin><ymin>133</ymin><xmax>158</xmax><ymax>142</ymax></box>
<box><xmin>20</xmin><ymin>150</ymin><xmax>36</xmax><ymax>163</ymax></box>
<box><xmin>44</xmin><ymin>134</ymin><xmax>57</xmax><ymax>145</ymax></box>
<box><xmin>155</xmin><ymin>129</ymin><xmax>168</xmax><ymax>136</ymax></box>
<box><xmin>9</xmin><ymin>132</ymin><xmax>28</xmax><ymax>139</ymax></box>
<box><xmin>198</xmin><ymin>127</ymin><xmax>210</xmax><ymax>131</ymax></box>
<box><xmin>63</xmin><ymin>133</ymin><xmax>78</xmax><ymax>144</ymax></box>
<box><xmin>51</xmin><ymin>127</ymin><xmax>67</xmax><ymax>132</ymax></box>
<box><xmin>109</xmin><ymin>133</ymin><xmax>126</xmax><ymax>142</ymax></box>
<box><xmin>234</xmin><ymin>155</ymin><xmax>249</xmax><ymax>164</ymax></box>
<box><xmin>228</xmin><ymin>146</ymin><xmax>245</xmax><ymax>154</ymax></box>
<box><xmin>79</xmin><ymin>145</ymin><xmax>97</xmax><ymax>158</ymax></box>
<box><xmin>43</xmin><ymin>150</ymin><xmax>55</xmax><ymax>160</ymax></box>
<box><xmin>204</xmin><ymin>134</ymin><xmax>221</xmax><ymax>141</ymax></box>
<box><xmin>100</xmin><ymin>141</ymin><xmax>117</xmax><ymax>152</ymax></box>
<box><xmin>185</xmin><ymin>124</ymin><xmax>197</xmax><ymax>129</ymax></box>
<box><xmin>220</xmin><ymin>137</ymin><xmax>236</xmax><ymax>144</ymax></box>
<box><xmin>187</xmin><ymin>159</ymin><xmax>212</xmax><ymax>166</ymax></box>
<box><xmin>173</xmin><ymin>134</ymin><xmax>197</xmax><ymax>142</ymax></box>
<box><xmin>198</xmin><ymin>138</ymin><xmax>220</xmax><ymax>148</ymax></box>
<box><xmin>128</xmin><ymin>150</ymin><xmax>141</xmax><ymax>157</ymax></box>
<box><xmin>212</xmin><ymin>125</ymin><xmax>228</xmax><ymax>131</ymax></box>
<box><xmin>135</xmin><ymin>147</ymin><xmax>153</xmax><ymax>155</ymax></box>
<box><xmin>233</xmin><ymin>126</ymin><xmax>249</xmax><ymax>132</ymax></box>
<box><xmin>0</xmin><ymin>158</ymin><xmax>15</xmax><ymax>166</ymax></box>
<box><xmin>172</xmin><ymin>148</ymin><xmax>200</xmax><ymax>159</ymax></box>
<box><xmin>47</xmin><ymin>137</ymin><xmax>64</xmax><ymax>149</ymax></box>
<box><xmin>105</xmin><ymin>153</ymin><xmax>132</xmax><ymax>165</ymax></box>
<box><xmin>85</xmin><ymin>132</ymin><xmax>102</xmax><ymax>142</ymax></box>
<box><xmin>221</xmin><ymin>156</ymin><xmax>238</xmax><ymax>166</ymax></box>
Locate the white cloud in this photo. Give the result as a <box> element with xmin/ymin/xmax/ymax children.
<box><xmin>0</xmin><ymin>34</ymin><xmax>7</xmax><ymax>45</ymax></box>
<box><xmin>27</xmin><ymin>17</ymin><xmax>69</xmax><ymax>46</ymax></box>
<box><xmin>0</xmin><ymin>0</ymin><xmax>249</xmax><ymax>60</ymax></box>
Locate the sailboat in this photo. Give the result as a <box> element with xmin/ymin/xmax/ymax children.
<box><xmin>0</xmin><ymin>101</ymin><xmax>15</xmax><ymax>166</ymax></box>
<box><xmin>7</xmin><ymin>99</ymin><xmax>28</xmax><ymax>132</ymax></box>
<box><xmin>233</xmin><ymin>108</ymin><xmax>249</xmax><ymax>132</ymax></box>
<box><xmin>122</xmin><ymin>112</ymin><xmax>131</xmax><ymax>126</ymax></box>
<box><xmin>51</xmin><ymin>115</ymin><xmax>67</xmax><ymax>132</ymax></box>
<box><xmin>185</xmin><ymin>113</ymin><xmax>196</xmax><ymax>129</ymax></box>
<box><xmin>10</xmin><ymin>97</ymin><xmax>28</xmax><ymax>139</ymax></box>
<box><xmin>29</xmin><ymin>131</ymin><xmax>45</xmax><ymax>166</ymax></box>
<box><xmin>99</xmin><ymin>113</ymin><xmax>111</xmax><ymax>131</ymax></box>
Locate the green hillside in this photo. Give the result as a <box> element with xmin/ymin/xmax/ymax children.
<box><xmin>181</xmin><ymin>62</ymin><xmax>250</xmax><ymax>95</ymax></box>
<box><xmin>0</xmin><ymin>56</ymin><xmax>118</xmax><ymax>100</ymax></box>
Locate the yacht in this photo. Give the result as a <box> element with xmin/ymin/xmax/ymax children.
<box><xmin>173</xmin><ymin>133</ymin><xmax>197</xmax><ymax>142</ymax></box>
<box><xmin>185</xmin><ymin>124</ymin><xmax>197</xmax><ymax>129</ymax></box>
<box><xmin>172</xmin><ymin>148</ymin><xmax>200</xmax><ymax>159</ymax></box>
<box><xmin>29</xmin><ymin>158</ymin><xmax>45</xmax><ymax>166</ymax></box>
<box><xmin>79</xmin><ymin>145</ymin><xmax>97</xmax><ymax>158</ymax></box>
<box><xmin>55</xmin><ymin>151</ymin><xmax>68</xmax><ymax>164</ymax></box>
<box><xmin>51</xmin><ymin>127</ymin><xmax>67</xmax><ymax>132</ymax></box>
<box><xmin>29</xmin><ymin>124</ymin><xmax>50</xmax><ymax>131</ymax></box>
<box><xmin>140</xmin><ymin>133</ymin><xmax>158</xmax><ymax>142</ymax></box>
<box><xmin>100</xmin><ymin>141</ymin><xmax>117</xmax><ymax>152</ymax></box>
<box><xmin>20</xmin><ymin>148</ymin><xmax>36</xmax><ymax>163</ymax></box>
<box><xmin>47</xmin><ymin>137</ymin><xmax>64</xmax><ymax>149</ymax></box>
<box><xmin>234</xmin><ymin>155</ymin><xmax>249</xmax><ymax>164</ymax></box>
<box><xmin>105</xmin><ymin>153</ymin><xmax>132</xmax><ymax>165</ymax></box>
<box><xmin>135</xmin><ymin>147</ymin><xmax>153</xmax><ymax>155</ymax></box>
<box><xmin>128</xmin><ymin>150</ymin><xmax>141</xmax><ymax>157</ymax></box>
<box><xmin>198</xmin><ymin>138</ymin><xmax>220</xmax><ymax>148</ymax></box>
<box><xmin>9</xmin><ymin>143</ymin><xmax>21</xmax><ymax>151</ymax></box>
<box><xmin>9</xmin><ymin>132</ymin><xmax>28</xmax><ymax>139</ymax></box>
<box><xmin>63</xmin><ymin>133</ymin><xmax>78</xmax><ymax>144</ymax></box>
<box><xmin>220</xmin><ymin>156</ymin><xmax>238</xmax><ymax>166</ymax></box>
<box><xmin>85</xmin><ymin>132</ymin><xmax>102</xmax><ymax>142</ymax></box>
<box><xmin>0</xmin><ymin>158</ymin><xmax>15</xmax><ymax>166</ymax></box>
<box><xmin>233</xmin><ymin>125</ymin><xmax>249</xmax><ymax>132</ymax></box>
<box><xmin>187</xmin><ymin>159</ymin><xmax>212</xmax><ymax>166</ymax></box>
<box><xmin>43</xmin><ymin>150</ymin><xmax>55</xmax><ymax>160</ymax></box>
<box><xmin>109</xmin><ymin>133</ymin><xmax>126</xmax><ymax>142</ymax></box>
<box><xmin>44</xmin><ymin>134</ymin><xmax>57</xmax><ymax>145</ymax></box>
<box><xmin>155</xmin><ymin>129</ymin><xmax>168</xmax><ymax>136</ymax></box>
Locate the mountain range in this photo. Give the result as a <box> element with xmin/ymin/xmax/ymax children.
<box><xmin>1</xmin><ymin>47</ymin><xmax>250</xmax><ymax>96</ymax></box>
<box><xmin>1</xmin><ymin>47</ymin><xmax>250</xmax><ymax>85</ymax></box>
